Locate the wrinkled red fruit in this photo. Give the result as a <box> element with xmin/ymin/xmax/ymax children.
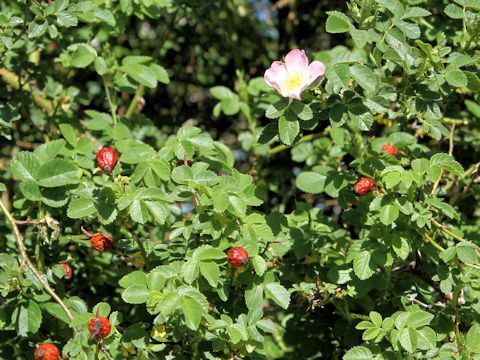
<box><xmin>96</xmin><ymin>147</ymin><xmax>118</xmax><ymax>173</ymax></box>
<box><xmin>34</xmin><ymin>343</ymin><xmax>60</xmax><ymax>360</ymax></box>
<box><xmin>88</xmin><ymin>315</ymin><xmax>111</xmax><ymax>339</ymax></box>
<box><xmin>354</xmin><ymin>177</ymin><xmax>376</xmax><ymax>195</ymax></box>
<box><xmin>227</xmin><ymin>246</ymin><xmax>249</xmax><ymax>267</ymax></box>
<box><xmin>380</xmin><ymin>144</ymin><xmax>398</xmax><ymax>156</ymax></box>
<box><xmin>90</xmin><ymin>234</ymin><xmax>113</xmax><ymax>252</ymax></box>
<box><xmin>62</xmin><ymin>263</ymin><xmax>73</xmax><ymax>280</ymax></box>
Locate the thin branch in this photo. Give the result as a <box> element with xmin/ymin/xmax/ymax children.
<box><xmin>443</xmin><ymin>117</ymin><xmax>469</xmax><ymax>126</ymax></box>
<box><xmin>424</xmin><ymin>231</ymin><xmax>480</xmax><ymax>269</ymax></box>
<box><xmin>102</xmin><ymin>78</ymin><xmax>117</xmax><ymax>125</ymax></box>
<box><xmin>448</xmin><ymin>123</ymin><xmax>455</xmax><ymax>156</ymax></box>
<box><xmin>15</xmin><ymin>218</ymin><xmax>48</xmax><ymax>225</ymax></box>
<box><xmin>431</xmin><ymin>219</ymin><xmax>467</xmax><ymax>243</ymax></box>
<box><xmin>431</xmin><ymin>124</ymin><xmax>456</xmax><ymax>195</ymax></box>
<box><xmin>424</xmin><ymin>233</ymin><xmax>445</xmax><ymax>252</ymax></box>
<box><xmin>125</xmin><ymin>85</ymin><xmax>144</xmax><ymax>120</ymax></box>
<box><xmin>268</xmin><ymin>132</ymin><xmax>324</xmax><ymax>156</ymax></box>
<box><xmin>461</xmin><ymin>162</ymin><xmax>480</xmax><ymax>198</ymax></box>
<box><xmin>0</xmin><ymin>200</ymin><xmax>75</xmax><ymax>325</ymax></box>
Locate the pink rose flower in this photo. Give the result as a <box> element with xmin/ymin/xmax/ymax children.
<box><xmin>264</xmin><ymin>49</ymin><xmax>326</xmax><ymax>100</ymax></box>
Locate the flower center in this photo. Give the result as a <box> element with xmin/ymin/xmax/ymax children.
<box><xmin>283</xmin><ymin>72</ymin><xmax>303</xmax><ymax>92</ymax></box>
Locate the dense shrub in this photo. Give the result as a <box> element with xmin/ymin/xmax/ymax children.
<box><xmin>1</xmin><ymin>0</ymin><xmax>480</xmax><ymax>359</ymax></box>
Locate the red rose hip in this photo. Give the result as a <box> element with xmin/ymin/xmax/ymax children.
<box><xmin>90</xmin><ymin>234</ymin><xmax>113</xmax><ymax>252</ymax></box>
<box><xmin>88</xmin><ymin>315</ymin><xmax>111</xmax><ymax>339</ymax></box>
<box><xmin>380</xmin><ymin>144</ymin><xmax>398</xmax><ymax>156</ymax></box>
<box><xmin>227</xmin><ymin>246</ymin><xmax>249</xmax><ymax>267</ymax></box>
<box><xmin>34</xmin><ymin>343</ymin><xmax>60</xmax><ymax>360</ymax></box>
<box><xmin>354</xmin><ymin>177</ymin><xmax>376</xmax><ymax>195</ymax></box>
<box><xmin>96</xmin><ymin>147</ymin><xmax>118</xmax><ymax>173</ymax></box>
<box><xmin>62</xmin><ymin>263</ymin><xmax>73</xmax><ymax>280</ymax></box>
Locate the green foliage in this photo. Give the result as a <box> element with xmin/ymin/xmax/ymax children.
<box><xmin>1</xmin><ymin>0</ymin><xmax>480</xmax><ymax>359</ymax></box>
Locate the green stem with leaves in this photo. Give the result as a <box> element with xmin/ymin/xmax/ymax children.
<box><xmin>103</xmin><ymin>77</ymin><xmax>117</xmax><ymax>125</ymax></box>
<box><xmin>125</xmin><ymin>85</ymin><xmax>144</xmax><ymax>119</ymax></box>
<box><xmin>0</xmin><ymin>199</ymin><xmax>75</xmax><ymax>325</ymax></box>
<box><xmin>268</xmin><ymin>132</ymin><xmax>325</xmax><ymax>156</ymax></box>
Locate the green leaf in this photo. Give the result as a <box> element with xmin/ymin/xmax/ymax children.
<box><xmin>13</xmin><ymin>301</ymin><xmax>42</xmax><ymax>336</ymax></box>
<box><xmin>466</xmin><ymin>323</ymin><xmax>480</xmax><ymax>353</ymax></box>
<box><xmin>465</xmin><ymin>0</ymin><xmax>480</xmax><ymax>10</ymax></box>
<box><xmin>326</xmin><ymin>11</ymin><xmax>352</xmax><ymax>33</ymax></box>
<box><xmin>343</xmin><ymin>346</ymin><xmax>373</xmax><ymax>360</ymax></box>
<box><xmin>11</xmin><ymin>152</ymin><xmax>41</xmax><ymax>182</ymax></box>
<box><xmin>57</xmin><ymin>12</ymin><xmax>78</xmax><ymax>27</ymax></box>
<box><xmin>257</xmin><ymin>319</ymin><xmax>278</xmax><ymax>333</ymax></box>
<box><xmin>296</xmin><ymin>171</ymin><xmax>326</xmax><ymax>194</ymax></box>
<box><xmin>150</xmin><ymin>63</ymin><xmax>170</xmax><ymax>84</ymax></box>
<box><xmin>399</xmin><ymin>327</ymin><xmax>418</xmax><ymax>353</ymax></box>
<box><xmin>28</xmin><ymin>21</ymin><xmax>48</xmax><ymax>38</ymax></box>
<box><xmin>396</xmin><ymin>20</ymin><xmax>420</xmax><ymax>39</ymax></box>
<box><xmin>252</xmin><ymin>255</ymin><xmax>267</xmax><ymax>276</ymax></box>
<box><xmin>350</xmin><ymin>64</ymin><xmax>378</xmax><ymax>93</ymax></box>
<box><xmin>411</xmin><ymin>158</ymin><xmax>429</xmax><ymax>174</ymax></box>
<box><xmin>121</xmin><ymin>286</ymin><xmax>149</xmax><ymax>304</ymax></box>
<box><xmin>0</xmin><ymin>183</ymin><xmax>5</xmax><ymax>192</ymax></box>
<box><xmin>37</xmin><ymin>160</ymin><xmax>80</xmax><ymax>188</ymax></box>
<box><xmin>119</xmin><ymin>271</ymin><xmax>148</xmax><ymax>288</ymax></box>
<box><xmin>329</xmin><ymin>103</ymin><xmax>348</xmax><ymax>127</ymax></box>
<box><xmin>194</xmin><ymin>245</ymin><xmax>225</xmax><ymax>261</ymax></box>
<box><xmin>182</xmin><ymin>259</ymin><xmax>199</xmax><ymax>284</ymax></box>
<box><xmin>264</xmin><ymin>283</ymin><xmax>290</xmax><ymax>309</ymax></box>
<box><xmin>92</xmin><ymin>302</ymin><xmax>111</xmax><ymax>317</ymax></box>
<box><xmin>67</xmin><ymin>198</ymin><xmax>96</xmax><ymax>219</ymax></box>
<box><xmin>465</xmin><ymin>100</ymin><xmax>480</xmax><ymax>118</ymax></box>
<box><xmin>379</xmin><ymin>205</ymin><xmax>399</xmax><ymax>225</ymax></box>
<box><xmin>369</xmin><ymin>311</ymin><xmax>382</xmax><ymax>328</ymax></box>
<box><xmin>353</xmin><ymin>251</ymin><xmax>374</xmax><ymax>280</ymax></box>
<box><xmin>407</xmin><ymin>310</ymin><xmax>434</xmax><ymax>329</ymax></box>
<box><xmin>425</xmin><ymin>197</ymin><xmax>457</xmax><ymax>219</ymax></box>
<box><xmin>417</xmin><ymin>327</ymin><xmax>437</xmax><ymax>350</ymax></box>
<box><xmin>456</xmin><ymin>243</ymin><xmax>478</xmax><ymax>264</ymax></box>
<box><xmin>59</xmin><ymin>124</ymin><xmax>77</xmax><ymax>146</ymax></box>
<box><xmin>362</xmin><ymin>327</ymin><xmax>381</xmax><ymax>341</ymax></box>
<box><xmin>430</xmin><ymin>153</ymin><xmax>464</xmax><ymax>176</ymax></box>
<box><xmin>199</xmin><ymin>262</ymin><xmax>220</xmax><ymax>287</ymax></box>
<box><xmin>278</xmin><ymin>115</ymin><xmax>300</xmax><ymax>145</ymax></box>
<box><xmin>210</xmin><ymin>86</ymin><xmax>235</xmax><ymax>99</ymax></box>
<box><xmin>350</xmin><ymin>29</ymin><xmax>367</xmax><ymax>48</ymax></box>
<box><xmin>265</xmin><ymin>99</ymin><xmax>288</xmax><ymax>119</ymax></box>
<box><xmin>42</xmin><ymin>303</ymin><xmax>69</xmax><ymax>324</ymax></box>
<box><xmin>403</xmin><ymin>7</ymin><xmax>431</xmax><ymax>18</ymax></box>
<box><xmin>120</xmin><ymin>64</ymin><xmax>157</xmax><ymax>88</ymax></box>
<box><xmin>129</xmin><ymin>200</ymin><xmax>150</xmax><ymax>224</ymax></box>
<box><xmin>157</xmin><ymin>291</ymin><xmax>181</xmax><ymax>316</ymax></box>
<box><xmin>291</xmin><ymin>102</ymin><xmax>313</xmax><ymax>121</ymax></box>
<box><xmin>181</xmin><ymin>297</ymin><xmax>202</xmax><ymax>330</ymax></box>
<box><xmin>70</xmin><ymin>44</ymin><xmax>97</xmax><ymax>68</ymax></box>
<box><xmin>245</xmin><ymin>285</ymin><xmax>264</xmax><ymax>310</ymax></box>
<box><xmin>444</xmin><ymin>4</ymin><xmax>464</xmax><ymax>18</ymax></box>
<box><xmin>94</xmin><ymin>9</ymin><xmax>116</xmax><ymax>26</ymax></box>
<box><xmin>144</xmin><ymin>201</ymin><xmax>168</xmax><ymax>224</ymax></box>
<box><xmin>445</xmin><ymin>65</ymin><xmax>468</xmax><ymax>87</ymax></box>
<box><xmin>392</xmin><ymin>235</ymin><xmax>410</xmax><ymax>260</ymax></box>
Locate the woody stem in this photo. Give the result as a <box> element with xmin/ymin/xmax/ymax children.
<box><xmin>0</xmin><ymin>199</ymin><xmax>76</xmax><ymax>327</ymax></box>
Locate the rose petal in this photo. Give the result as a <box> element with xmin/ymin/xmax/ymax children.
<box><xmin>284</xmin><ymin>49</ymin><xmax>309</xmax><ymax>74</ymax></box>
<box><xmin>285</xmin><ymin>90</ymin><xmax>302</xmax><ymax>100</ymax></box>
<box><xmin>307</xmin><ymin>61</ymin><xmax>326</xmax><ymax>83</ymax></box>
<box><xmin>264</xmin><ymin>61</ymin><xmax>288</xmax><ymax>94</ymax></box>
<box><xmin>296</xmin><ymin>61</ymin><xmax>326</xmax><ymax>95</ymax></box>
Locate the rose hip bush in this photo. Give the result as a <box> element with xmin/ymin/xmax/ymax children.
<box><xmin>1</xmin><ymin>0</ymin><xmax>480</xmax><ymax>359</ymax></box>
